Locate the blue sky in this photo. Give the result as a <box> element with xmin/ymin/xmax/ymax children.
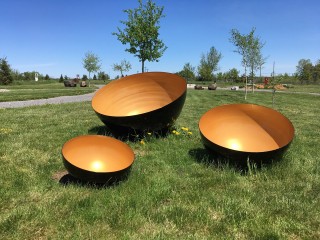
<box><xmin>1</xmin><ymin>0</ymin><xmax>319</xmax><ymax>78</ymax></box>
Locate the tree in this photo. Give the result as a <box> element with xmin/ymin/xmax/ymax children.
<box><xmin>177</xmin><ymin>63</ymin><xmax>196</xmax><ymax>82</ymax></box>
<box><xmin>93</xmin><ymin>74</ymin><xmax>97</xmax><ymax>80</ymax></box>
<box><xmin>113</xmin><ymin>0</ymin><xmax>167</xmax><ymax>73</ymax></box>
<box><xmin>112</xmin><ymin>59</ymin><xmax>132</xmax><ymax>77</ymax></box>
<box><xmin>45</xmin><ymin>74</ymin><xmax>50</xmax><ymax>80</ymax></box>
<box><xmin>313</xmin><ymin>60</ymin><xmax>320</xmax><ymax>83</ymax></box>
<box><xmin>257</xmin><ymin>53</ymin><xmax>268</xmax><ymax>79</ymax></box>
<box><xmin>82</xmin><ymin>74</ymin><xmax>88</xmax><ymax>80</ymax></box>
<box><xmin>98</xmin><ymin>71</ymin><xmax>110</xmax><ymax>81</ymax></box>
<box><xmin>197</xmin><ymin>46</ymin><xmax>222</xmax><ymax>81</ymax></box>
<box><xmin>11</xmin><ymin>69</ymin><xmax>21</xmax><ymax>81</ymax></box>
<box><xmin>225</xmin><ymin>68</ymin><xmax>240</xmax><ymax>82</ymax></box>
<box><xmin>268</xmin><ymin>62</ymin><xmax>282</xmax><ymax>108</ymax></box>
<box><xmin>296</xmin><ymin>59</ymin><xmax>313</xmax><ymax>84</ymax></box>
<box><xmin>230</xmin><ymin>28</ymin><xmax>265</xmax><ymax>98</ymax></box>
<box><xmin>0</xmin><ymin>57</ymin><xmax>13</xmax><ymax>85</ymax></box>
<box><xmin>59</xmin><ymin>74</ymin><xmax>64</xmax><ymax>82</ymax></box>
<box><xmin>83</xmin><ymin>51</ymin><xmax>101</xmax><ymax>86</ymax></box>
<box><xmin>216</xmin><ymin>72</ymin><xmax>224</xmax><ymax>81</ymax></box>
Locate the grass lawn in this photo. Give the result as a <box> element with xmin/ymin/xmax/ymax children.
<box><xmin>0</xmin><ymin>89</ymin><xmax>319</xmax><ymax>239</ymax></box>
<box><xmin>0</xmin><ymin>81</ymin><xmax>98</xmax><ymax>102</ymax></box>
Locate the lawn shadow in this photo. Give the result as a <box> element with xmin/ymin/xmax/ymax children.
<box><xmin>88</xmin><ymin>125</ymin><xmax>172</xmax><ymax>142</ymax></box>
<box><xmin>189</xmin><ymin>147</ymin><xmax>281</xmax><ymax>175</ymax></box>
<box><xmin>57</xmin><ymin>170</ymin><xmax>131</xmax><ymax>189</ymax></box>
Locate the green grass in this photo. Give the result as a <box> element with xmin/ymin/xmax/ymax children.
<box><xmin>0</xmin><ymin>81</ymin><xmax>98</xmax><ymax>102</ymax></box>
<box><xmin>0</xmin><ymin>89</ymin><xmax>319</xmax><ymax>239</ymax></box>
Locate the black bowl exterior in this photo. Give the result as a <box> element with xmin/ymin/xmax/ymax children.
<box><xmin>62</xmin><ymin>155</ymin><xmax>132</xmax><ymax>183</ymax></box>
<box><xmin>200</xmin><ymin>131</ymin><xmax>292</xmax><ymax>163</ymax></box>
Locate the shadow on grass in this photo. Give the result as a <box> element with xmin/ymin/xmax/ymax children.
<box><xmin>54</xmin><ymin>170</ymin><xmax>131</xmax><ymax>188</ymax></box>
<box><xmin>88</xmin><ymin>125</ymin><xmax>172</xmax><ymax>142</ymax></box>
<box><xmin>188</xmin><ymin>147</ymin><xmax>282</xmax><ymax>175</ymax></box>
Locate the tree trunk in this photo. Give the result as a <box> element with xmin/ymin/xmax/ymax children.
<box><xmin>142</xmin><ymin>60</ymin><xmax>145</xmax><ymax>73</ymax></box>
<box><xmin>244</xmin><ymin>67</ymin><xmax>247</xmax><ymax>100</ymax></box>
<box><xmin>88</xmin><ymin>72</ymin><xmax>91</xmax><ymax>87</ymax></box>
<box><xmin>251</xmin><ymin>67</ymin><xmax>254</xmax><ymax>93</ymax></box>
<box><xmin>272</xmin><ymin>89</ymin><xmax>276</xmax><ymax>108</ymax></box>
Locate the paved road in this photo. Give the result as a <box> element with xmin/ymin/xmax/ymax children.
<box><xmin>0</xmin><ymin>85</ymin><xmax>105</xmax><ymax>109</ymax></box>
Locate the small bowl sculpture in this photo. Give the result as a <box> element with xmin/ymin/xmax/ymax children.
<box><xmin>62</xmin><ymin>135</ymin><xmax>135</xmax><ymax>183</ymax></box>
<box><xmin>92</xmin><ymin>72</ymin><xmax>187</xmax><ymax>134</ymax></box>
<box><xmin>199</xmin><ymin>104</ymin><xmax>294</xmax><ymax>162</ymax></box>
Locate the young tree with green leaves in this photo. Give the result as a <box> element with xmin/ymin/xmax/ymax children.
<box><xmin>83</xmin><ymin>51</ymin><xmax>101</xmax><ymax>86</ymax></box>
<box><xmin>0</xmin><ymin>57</ymin><xmax>13</xmax><ymax>85</ymax></box>
<box><xmin>112</xmin><ymin>59</ymin><xmax>132</xmax><ymax>77</ymax></box>
<box><xmin>197</xmin><ymin>46</ymin><xmax>222</xmax><ymax>81</ymax></box>
<box><xmin>113</xmin><ymin>0</ymin><xmax>167</xmax><ymax>73</ymax></box>
<box><xmin>230</xmin><ymin>27</ymin><xmax>265</xmax><ymax>98</ymax></box>
<box><xmin>268</xmin><ymin>61</ymin><xmax>282</xmax><ymax>108</ymax></box>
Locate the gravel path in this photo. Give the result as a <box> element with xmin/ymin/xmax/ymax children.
<box><xmin>1</xmin><ymin>84</ymin><xmax>318</xmax><ymax>109</ymax></box>
<box><xmin>0</xmin><ymin>85</ymin><xmax>104</xmax><ymax>109</ymax></box>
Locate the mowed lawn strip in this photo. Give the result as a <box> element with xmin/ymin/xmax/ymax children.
<box><xmin>0</xmin><ymin>81</ymin><xmax>98</xmax><ymax>102</ymax></box>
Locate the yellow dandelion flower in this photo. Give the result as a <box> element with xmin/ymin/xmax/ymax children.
<box><xmin>172</xmin><ymin>130</ymin><xmax>177</xmax><ymax>134</ymax></box>
<box><xmin>0</xmin><ymin>128</ymin><xmax>13</xmax><ymax>134</ymax></box>
<box><xmin>175</xmin><ymin>131</ymin><xmax>180</xmax><ymax>135</ymax></box>
<box><xmin>140</xmin><ymin>140</ymin><xmax>145</xmax><ymax>145</ymax></box>
<box><xmin>181</xmin><ymin>127</ymin><xmax>189</xmax><ymax>131</ymax></box>
<box><xmin>187</xmin><ymin>131</ymin><xmax>193</xmax><ymax>135</ymax></box>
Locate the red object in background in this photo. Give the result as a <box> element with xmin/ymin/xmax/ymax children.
<box><xmin>264</xmin><ymin>77</ymin><xmax>269</xmax><ymax>85</ymax></box>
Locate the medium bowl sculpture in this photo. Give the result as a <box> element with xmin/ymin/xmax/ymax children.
<box><xmin>62</xmin><ymin>135</ymin><xmax>135</xmax><ymax>183</ymax></box>
<box><xmin>92</xmin><ymin>72</ymin><xmax>187</xmax><ymax>134</ymax></box>
<box><xmin>199</xmin><ymin>104</ymin><xmax>294</xmax><ymax>162</ymax></box>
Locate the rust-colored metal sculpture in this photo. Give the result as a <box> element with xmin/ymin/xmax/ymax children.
<box><xmin>62</xmin><ymin>135</ymin><xmax>135</xmax><ymax>183</ymax></box>
<box><xmin>199</xmin><ymin>104</ymin><xmax>294</xmax><ymax>162</ymax></box>
<box><xmin>92</xmin><ymin>72</ymin><xmax>187</xmax><ymax>133</ymax></box>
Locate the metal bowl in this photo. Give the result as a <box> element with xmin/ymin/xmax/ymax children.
<box><xmin>92</xmin><ymin>72</ymin><xmax>187</xmax><ymax>133</ymax></box>
<box><xmin>199</xmin><ymin>104</ymin><xmax>294</xmax><ymax>162</ymax></box>
<box><xmin>62</xmin><ymin>135</ymin><xmax>135</xmax><ymax>183</ymax></box>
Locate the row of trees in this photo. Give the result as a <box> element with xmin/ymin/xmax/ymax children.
<box><xmin>296</xmin><ymin>59</ymin><xmax>320</xmax><ymax>84</ymax></box>
<box><xmin>82</xmin><ymin>51</ymin><xmax>132</xmax><ymax>86</ymax></box>
<box><xmin>0</xmin><ymin>57</ymin><xmax>51</xmax><ymax>85</ymax></box>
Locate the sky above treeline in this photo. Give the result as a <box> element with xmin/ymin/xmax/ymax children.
<box><xmin>1</xmin><ymin>0</ymin><xmax>319</xmax><ymax>78</ymax></box>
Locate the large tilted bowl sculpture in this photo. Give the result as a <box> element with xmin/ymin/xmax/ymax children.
<box><xmin>199</xmin><ymin>104</ymin><xmax>294</xmax><ymax>162</ymax></box>
<box><xmin>92</xmin><ymin>72</ymin><xmax>187</xmax><ymax>133</ymax></box>
<box><xmin>62</xmin><ymin>135</ymin><xmax>135</xmax><ymax>183</ymax></box>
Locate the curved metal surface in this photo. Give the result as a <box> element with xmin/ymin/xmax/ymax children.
<box><xmin>199</xmin><ymin>104</ymin><xmax>294</xmax><ymax>161</ymax></box>
<box><xmin>62</xmin><ymin>135</ymin><xmax>134</xmax><ymax>182</ymax></box>
<box><xmin>92</xmin><ymin>72</ymin><xmax>187</xmax><ymax>133</ymax></box>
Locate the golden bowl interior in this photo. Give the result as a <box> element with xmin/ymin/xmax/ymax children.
<box><xmin>62</xmin><ymin>135</ymin><xmax>134</xmax><ymax>173</ymax></box>
<box><xmin>199</xmin><ymin>104</ymin><xmax>294</xmax><ymax>153</ymax></box>
<box><xmin>92</xmin><ymin>72</ymin><xmax>186</xmax><ymax>117</ymax></box>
